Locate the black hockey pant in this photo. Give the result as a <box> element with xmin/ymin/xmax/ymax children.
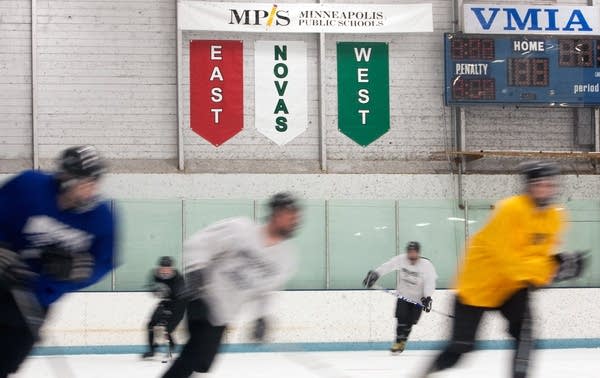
<box><xmin>427</xmin><ymin>288</ymin><xmax>533</xmax><ymax>378</ymax></box>
<box><xmin>147</xmin><ymin>300</ymin><xmax>186</xmax><ymax>350</ymax></box>
<box><xmin>161</xmin><ymin>299</ymin><xmax>226</xmax><ymax>378</ymax></box>
<box><xmin>0</xmin><ymin>288</ymin><xmax>43</xmax><ymax>378</ymax></box>
<box><xmin>395</xmin><ymin>298</ymin><xmax>422</xmax><ymax>342</ymax></box>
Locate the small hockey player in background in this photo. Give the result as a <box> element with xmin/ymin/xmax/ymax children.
<box><xmin>161</xmin><ymin>192</ymin><xmax>301</xmax><ymax>378</ymax></box>
<box><xmin>421</xmin><ymin>161</ymin><xmax>588</xmax><ymax>378</ymax></box>
<box><xmin>142</xmin><ymin>256</ymin><xmax>186</xmax><ymax>360</ymax></box>
<box><xmin>0</xmin><ymin>146</ymin><xmax>116</xmax><ymax>377</ymax></box>
<box><xmin>363</xmin><ymin>241</ymin><xmax>438</xmax><ymax>354</ymax></box>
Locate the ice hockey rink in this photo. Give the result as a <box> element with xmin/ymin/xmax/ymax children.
<box><xmin>12</xmin><ymin>348</ymin><xmax>600</xmax><ymax>378</ymax></box>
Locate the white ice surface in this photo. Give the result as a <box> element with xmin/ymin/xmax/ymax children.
<box><xmin>13</xmin><ymin>349</ymin><xmax>600</xmax><ymax>378</ymax></box>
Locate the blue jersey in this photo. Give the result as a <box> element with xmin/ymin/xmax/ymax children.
<box><xmin>0</xmin><ymin>170</ymin><xmax>116</xmax><ymax>307</ymax></box>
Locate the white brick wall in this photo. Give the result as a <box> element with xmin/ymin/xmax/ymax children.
<box><xmin>1</xmin><ymin>0</ymin><xmax>598</xmax><ymax>173</ymax></box>
<box><xmin>0</xmin><ymin>0</ymin><xmax>32</xmax><ymax>162</ymax></box>
<box><xmin>36</xmin><ymin>0</ymin><xmax>177</xmax><ymax>161</ymax></box>
<box><xmin>465</xmin><ymin>107</ymin><xmax>577</xmax><ymax>151</ymax></box>
<box><xmin>324</xmin><ymin>33</ymin><xmax>451</xmax><ymax>162</ymax></box>
<box><xmin>323</xmin><ymin>0</ymin><xmax>453</xmax><ymax>165</ymax></box>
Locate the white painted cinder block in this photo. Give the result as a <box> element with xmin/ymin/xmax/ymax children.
<box><xmin>0</xmin><ymin>0</ymin><xmax>32</xmax><ymax>160</ymax></box>
<box><xmin>3</xmin><ymin>0</ymin><xmax>596</xmax><ymax>169</ymax></box>
<box><xmin>1</xmin><ymin>173</ymin><xmax>599</xmax><ymax>201</ymax></box>
<box><xmin>35</xmin><ymin>0</ymin><xmax>177</xmax><ymax>160</ymax></box>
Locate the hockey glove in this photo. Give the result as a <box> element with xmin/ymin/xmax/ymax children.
<box><xmin>70</xmin><ymin>252</ymin><xmax>94</xmax><ymax>282</ymax></box>
<box><xmin>252</xmin><ymin>317</ymin><xmax>267</xmax><ymax>343</ymax></box>
<box><xmin>362</xmin><ymin>270</ymin><xmax>379</xmax><ymax>288</ymax></box>
<box><xmin>0</xmin><ymin>247</ymin><xmax>36</xmax><ymax>287</ymax></box>
<box><xmin>421</xmin><ymin>296</ymin><xmax>432</xmax><ymax>313</ymax></box>
<box><xmin>152</xmin><ymin>283</ymin><xmax>172</xmax><ymax>299</ymax></box>
<box><xmin>41</xmin><ymin>246</ymin><xmax>94</xmax><ymax>282</ymax></box>
<box><xmin>554</xmin><ymin>251</ymin><xmax>589</xmax><ymax>282</ymax></box>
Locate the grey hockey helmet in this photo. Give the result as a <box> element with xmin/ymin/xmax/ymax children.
<box><xmin>158</xmin><ymin>256</ymin><xmax>173</xmax><ymax>267</ymax></box>
<box><xmin>57</xmin><ymin>145</ymin><xmax>106</xmax><ymax>180</ymax></box>
<box><xmin>406</xmin><ymin>241</ymin><xmax>421</xmax><ymax>252</ymax></box>
<box><xmin>519</xmin><ymin>161</ymin><xmax>560</xmax><ymax>183</ymax></box>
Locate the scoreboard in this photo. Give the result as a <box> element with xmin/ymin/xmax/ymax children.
<box><xmin>444</xmin><ymin>33</ymin><xmax>600</xmax><ymax>106</ymax></box>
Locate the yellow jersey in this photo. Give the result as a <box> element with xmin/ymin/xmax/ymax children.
<box><xmin>456</xmin><ymin>194</ymin><xmax>566</xmax><ymax>308</ymax></box>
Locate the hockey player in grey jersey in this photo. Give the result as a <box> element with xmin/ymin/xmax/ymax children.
<box><xmin>161</xmin><ymin>192</ymin><xmax>301</xmax><ymax>378</ymax></box>
<box><xmin>363</xmin><ymin>241</ymin><xmax>438</xmax><ymax>354</ymax></box>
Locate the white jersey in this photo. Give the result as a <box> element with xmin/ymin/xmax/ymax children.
<box><xmin>184</xmin><ymin>217</ymin><xmax>297</xmax><ymax>326</ymax></box>
<box><xmin>374</xmin><ymin>254</ymin><xmax>437</xmax><ymax>303</ymax></box>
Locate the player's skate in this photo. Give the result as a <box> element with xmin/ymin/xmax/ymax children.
<box><xmin>141</xmin><ymin>346</ymin><xmax>156</xmax><ymax>359</ymax></box>
<box><xmin>162</xmin><ymin>340</ymin><xmax>174</xmax><ymax>364</ymax></box>
<box><xmin>156</xmin><ymin>325</ymin><xmax>173</xmax><ymax>363</ymax></box>
<box><xmin>390</xmin><ymin>340</ymin><xmax>406</xmax><ymax>354</ymax></box>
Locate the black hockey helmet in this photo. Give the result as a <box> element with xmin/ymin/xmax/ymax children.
<box><xmin>406</xmin><ymin>241</ymin><xmax>421</xmax><ymax>252</ymax></box>
<box><xmin>519</xmin><ymin>161</ymin><xmax>560</xmax><ymax>183</ymax></box>
<box><xmin>268</xmin><ymin>192</ymin><xmax>300</xmax><ymax>214</ymax></box>
<box><xmin>57</xmin><ymin>145</ymin><xmax>106</xmax><ymax>180</ymax></box>
<box><xmin>158</xmin><ymin>256</ymin><xmax>173</xmax><ymax>267</ymax></box>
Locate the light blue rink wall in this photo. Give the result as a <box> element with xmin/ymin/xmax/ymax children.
<box><xmin>3</xmin><ymin>173</ymin><xmax>600</xmax><ymax>291</ymax></box>
<box><xmin>32</xmin><ymin>288</ymin><xmax>600</xmax><ymax>356</ymax></box>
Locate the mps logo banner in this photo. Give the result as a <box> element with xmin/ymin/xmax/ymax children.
<box><xmin>178</xmin><ymin>2</ymin><xmax>433</xmax><ymax>33</ymax></box>
<box><xmin>464</xmin><ymin>4</ymin><xmax>600</xmax><ymax>35</ymax></box>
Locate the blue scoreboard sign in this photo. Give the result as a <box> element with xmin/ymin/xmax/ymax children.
<box><xmin>444</xmin><ymin>33</ymin><xmax>600</xmax><ymax>106</ymax></box>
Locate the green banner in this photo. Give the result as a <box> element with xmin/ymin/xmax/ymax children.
<box><xmin>337</xmin><ymin>42</ymin><xmax>390</xmax><ymax>146</ymax></box>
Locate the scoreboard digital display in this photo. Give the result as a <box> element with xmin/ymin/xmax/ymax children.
<box><xmin>444</xmin><ymin>33</ymin><xmax>600</xmax><ymax>106</ymax></box>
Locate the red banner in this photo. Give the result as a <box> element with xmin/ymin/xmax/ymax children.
<box><xmin>189</xmin><ymin>40</ymin><xmax>244</xmax><ymax>146</ymax></box>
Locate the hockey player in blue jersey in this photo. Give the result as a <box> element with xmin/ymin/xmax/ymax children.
<box><xmin>0</xmin><ymin>145</ymin><xmax>117</xmax><ymax>377</ymax></box>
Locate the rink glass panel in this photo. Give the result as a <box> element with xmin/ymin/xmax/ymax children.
<box><xmin>82</xmin><ymin>199</ymin><xmax>600</xmax><ymax>291</ymax></box>
<box><xmin>557</xmin><ymin>200</ymin><xmax>600</xmax><ymax>287</ymax></box>
<box><xmin>114</xmin><ymin>200</ymin><xmax>183</xmax><ymax>291</ymax></box>
<box><xmin>183</xmin><ymin>199</ymin><xmax>255</xmax><ymax>238</ymax></box>
<box><xmin>397</xmin><ymin>200</ymin><xmax>466</xmax><ymax>289</ymax></box>
<box><xmin>82</xmin><ymin>201</ymin><xmax>118</xmax><ymax>291</ymax></box>
<box><xmin>328</xmin><ymin>200</ymin><xmax>397</xmax><ymax>289</ymax></box>
<box><xmin>256</xmin><ymin>199</ymin><xmax>327</xmax><ymax>290</ymax></box>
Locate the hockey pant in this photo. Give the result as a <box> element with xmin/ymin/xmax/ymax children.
<box><xmin>0</xmin><ymin>287</ymin><xmax>47</xmax><ymax>378</ymax></box>
<box><xmin>148</xmin><ymin>300</ymin><xmax>186</xmax><ymax>350</ymax></box>
<box><xmin>427</xmin><ymin>288</ymin><xmax>533</xmax><ymax>378</ymax></box>
<box><xmin>161</xmin><ymin>299</ymin><xmax>226</xmax><ymax>378</ymax></box>
<box><xmin>395</xmin><ymin>298</ymin><xmax>423</xmax><ymax>342</ymax></box>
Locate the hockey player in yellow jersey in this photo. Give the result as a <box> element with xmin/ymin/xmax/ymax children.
<box><xmin>422</xmin><ymin>161</ymin><xmax>588</xmax><ymax>378</ymax></box>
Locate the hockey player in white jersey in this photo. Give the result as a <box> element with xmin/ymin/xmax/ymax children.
<box><xmin>161</xmin><ymin>192</ymin><xmax>301</xmax><ymax>378</ymax></box>
<box><xmin>363</xmin><ymin>241</ymin><xmax>437</xmax><ymax>354</ymax></box>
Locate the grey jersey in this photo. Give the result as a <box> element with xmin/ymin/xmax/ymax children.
<box><xmin>184</xmin><ymin>217</ymin><xmax>296</xmax><ymax>326</ymax></box>
<box><xmin>375</xmin><ymin>254</ymin><xmax>437</xmax><ymax>302</ymax></box>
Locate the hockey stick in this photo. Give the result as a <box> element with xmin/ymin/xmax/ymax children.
<box><xmin>11</xmin><ymin>287</ymin><xmax>76</xmax><ymax>378</ymax></box>
<box><xmin>155</xmin><ymin>324</ymin><xmax>173</xmax><ymax>364</ymax></box>
<box><xmin>11</xmin><ymin>287</ymin><xmax>44</xmax><ymax>342</ymax></box>
<box><xmin>513</xmin><ymin>305</ymin><xmax>533</xmax><ymax>378</ymax></box>
<box><xmin>370</xmin><ymin>285</ymin><xmax>455</xmax><ymax>319</ymax></box>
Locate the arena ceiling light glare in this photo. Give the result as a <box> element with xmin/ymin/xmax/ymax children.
<box><xmin>447</xmin><ymin>217</ymin><xmax>477</xmax><ymax>224</ymax></box>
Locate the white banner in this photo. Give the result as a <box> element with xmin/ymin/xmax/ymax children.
<box><xmin>255</xmin><ymin>41</ymin><xmax>308</xmax><ymax>145</ymax></box>
<box><xmin>178</xmin><ymin>2</ymin><xmax>433</xmax><ymax>33</ymax></box>
<box><xmin>464</xmin><ymin>4</ymin><xmax>600</xmax><ymax>35</ymax></box>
